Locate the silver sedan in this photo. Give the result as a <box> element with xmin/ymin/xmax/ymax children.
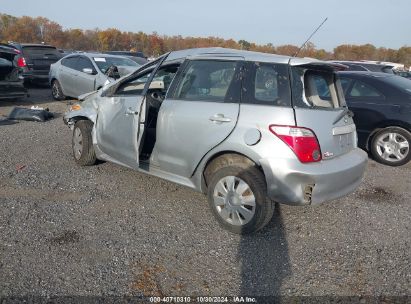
<box><xmin>49</xmin><ymin>53</ymin><xmax>140</xmax><ymax>100</ymax></box>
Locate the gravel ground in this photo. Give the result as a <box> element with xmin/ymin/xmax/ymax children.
<box><xmin>0</xmin><ymin>87</ymin><xmax>410</xmax><ymax>300</ymax></box>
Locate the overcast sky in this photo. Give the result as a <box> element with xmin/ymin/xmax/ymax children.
<box><xmin>1</xmin><ymin>0</ymin><xmax>409</xmax><ymax>51</ymax></box>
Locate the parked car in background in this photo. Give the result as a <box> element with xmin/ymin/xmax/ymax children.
<box><xmin>394</xmin><ymin>70</ymin><xmax>411</xmax><ymax>79</ymax></box>
<box><xmin>6</xmin><ymin>42</ymin><xmax>62</xmax><ymax>84</ymax></box>
<box><xmin>104</xmin><ymin>51</ymin><xmax>148</xmax><ymax>65</ymax></box>
<box><xmin>332</xmin><ymin>60</ymin><xmax>394</xmax><ymax>74</ymax></box>
<box><xmin>0</xmin><ymin>45</ymin><xmax>28</xmax><ymax>100</ymax></box>
<box><xmin>104</xmin><ymin>50</ymin><xmax>146</xmax><ymax>59</ymax></box>
<box><xmin>64</xmin><ymin>47</ymin><xmax>367</xmax><ymax>234</ymax></box>
<box><xmin>49</xmin><ymin>53</ymin><xmax>140</xmax><ymax>99</ymax></box>
<box><xmin>338</xmin><ymin>71</ymin><xmax>411</xmax><ymax>166</ymax></box>
<box><xmin>124</xmin><ymin>56</ymin><xmax>148</xmax><ymax>66</ymax></box>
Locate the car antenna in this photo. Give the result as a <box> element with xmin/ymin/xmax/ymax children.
<box><xmin>293</xmin><ymin>17</ymin><xmax>328</xmax><ymax>58</ymax></box>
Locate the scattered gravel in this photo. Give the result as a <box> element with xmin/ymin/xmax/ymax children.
<box><xmin>0</xmin><ymin>87</ymin><xmax>410</xmax><ymax>299</ymax></box>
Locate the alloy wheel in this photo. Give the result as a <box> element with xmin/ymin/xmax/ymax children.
<box><xmin>375</xmin><ymin>132</ymin><xmax>409</xmax><ymax>162</ymax></box>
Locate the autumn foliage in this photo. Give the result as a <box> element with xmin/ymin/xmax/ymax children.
<box><xmin>1</xmin><ymin>13</ymin><xmax>410</xmax><ymax>65</ymax></box>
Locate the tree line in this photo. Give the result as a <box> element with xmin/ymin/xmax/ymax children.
<box><xmin>1</xmin><ymin>13</ymin><xmax>410</xmax><ymax>66</ymax></box>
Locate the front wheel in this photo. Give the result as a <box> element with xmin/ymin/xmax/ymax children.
<box><xmin>51</xmin><ymin>79</ymin><xmax>65</xmax><ymax>101</ymax></box>
<box><xmin>207</xmin><ymin>165</ymin><xmax>274</xmax><ymax>234</ymax></box>
<box><xmin>72</xmin><ymin>120</ymin><xmax>97</xmax><ymax>166</ymax></box>
<box><xmin>370</xmin><ymin>127</ymin><xmax>410</xmax><ymax>166</ymax></box>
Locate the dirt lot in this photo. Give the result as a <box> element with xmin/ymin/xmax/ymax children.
<box><xmin>0</xmin><ymin>87</ymin><xmax>410</xmax><ymax>299</ymax></box>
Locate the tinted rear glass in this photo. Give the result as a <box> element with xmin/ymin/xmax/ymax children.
<box><xmin>23</xmin><ymin>46</ymin><xmax>60</xmax><ymax>57</ymax></box>
<box><xmin>383</xmin><ymin>75</ymin><xmax>411</xmax><ymax>95</ymax></box>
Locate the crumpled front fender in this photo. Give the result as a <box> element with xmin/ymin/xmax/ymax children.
<box><xmin>63</xmin><ymin>107</ymin><xmax>97</xmax><ymax>128</ymax></box>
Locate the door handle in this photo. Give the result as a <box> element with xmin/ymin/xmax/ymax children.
<box><xmin>125</xmin><ymin>108</ymin><xmax>138</xmax><ymax>115</ymax></box>
<box><xmin>209</xmin><ymin>114</ymin><xmax>231</xmax><ymax>123</ymax></box>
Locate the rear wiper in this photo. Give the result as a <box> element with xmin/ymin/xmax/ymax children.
<box><xmin>333</xmin><ymin>107</ymin><xmax>354</xmax><ymax>125</ymax></box>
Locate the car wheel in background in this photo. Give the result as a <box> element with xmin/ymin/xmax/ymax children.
<box><xmin>370</xmin><ymin>127</ymin><xmax>411</xmax><ymax>166</ymax></box>
<box><xmin>51</xmin><ymin>80</ymin><xmax>65</xmax><ymax>100</ymax></box>
<box><xmin>72</xmin><ymin>120</ymin><xmax>97</xmax><ymax>166</ymax></box>
<box><xmin>207</xmin><ymin>165</ymin><xmax>274</xmax><ymax>234</ymax></box>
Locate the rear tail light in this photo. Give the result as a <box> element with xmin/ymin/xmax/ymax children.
<box><xmin>269</xmin><ymin>125</ymin><xmax>322</xmax><ymax>163</ymax></box>
<box><xmin>17</xmin><ymin>57</ymin><xmax>26</xmax><ymax>68</ymax></box>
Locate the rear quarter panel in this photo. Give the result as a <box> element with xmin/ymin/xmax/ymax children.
<box><xmin>192</xmin><ymin>104</ymin><xmax>296</xmax><ymax>188</ymax></box>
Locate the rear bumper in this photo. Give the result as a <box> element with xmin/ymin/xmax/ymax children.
<box><xmin>22</xmin><ymin>71</ymin><xmax>49</xmax><ymax>82</ymax></box>
<box><xmin>0</xmin><ymin>83</ymin><xmax>28</xmax><ymax>99</ymax></box>
<box><xmin>260</xmin><ymin>148</ymin><xmax>368</xmax><ymax>205</ymax></box>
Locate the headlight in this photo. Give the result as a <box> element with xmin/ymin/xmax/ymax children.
<box><xmin>70</xmin><ymin>104</ymin><xmax>81</xmax><ymax>111</ymax></box>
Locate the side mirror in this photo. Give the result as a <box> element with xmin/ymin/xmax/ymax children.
<box><xmin>82</xmin><ymin>68</ymin><xmax>95</xmax><ymax>75</ymax></box>
<box><xmin>105</xmin><ymin>65</ymin><xmax>121</xmax><ymax>80</ymax></box>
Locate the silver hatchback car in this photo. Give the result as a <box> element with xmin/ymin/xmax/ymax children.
<box><xmin>64</xmin><ymin>48</ymin><xmax>368</xmax><ymax>234</ymax></box>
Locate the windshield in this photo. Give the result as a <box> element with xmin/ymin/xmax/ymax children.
<box><xmin>93</xmin><ymin>56</ymin><xmax>138</xmax><ymax>73</ymax></box>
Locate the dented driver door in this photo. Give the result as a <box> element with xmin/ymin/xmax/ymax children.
<box><xmin>95</xmin><ymin>54</ymin><xmax>169</xmax><ymax>168</ymax></box>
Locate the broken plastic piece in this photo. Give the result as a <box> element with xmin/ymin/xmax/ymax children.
<box><xmin>8</xmin><ymin>107</ymin><xmax>54</xmax><ymax>122</ymax></box>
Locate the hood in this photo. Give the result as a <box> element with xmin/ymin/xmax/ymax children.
<box><xmin>78</xmin><ymin>90</ymin><xmax>99</xmax><ymax>101</ymax></box>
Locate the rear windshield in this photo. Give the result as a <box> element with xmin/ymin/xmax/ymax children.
<box><xmin>23</xmin><ymin>46</ymin><xmax>60</xmax><ymax>57</ymax></box>
<box><xmin>383</xmin><ymin>75</ymin><xmax>411</xmax><ymax>95</ymax></box>
<box><xmin>291</xmin><ymin>67</ymin><xmax>345</xmax><ymax>109</ymax></box>
<box><xmin>93</xmin><ymin>56</ymin><xmax>138</xmax><ymax>72</ymax></box>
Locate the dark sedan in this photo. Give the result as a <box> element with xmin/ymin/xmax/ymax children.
<box><xmin>338</xmin><ymin>71</ymin><xmax>411</xmax><ymax>166</ymax></box>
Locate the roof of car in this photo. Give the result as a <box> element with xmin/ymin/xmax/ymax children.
<box><xmin>16</xmin><ymin>43</ymin><xmax>57</xmax><ymax>48</ymax></box>
<box><xmin>166</xmin><ymin>47</ymin><xmax>343</xmax><ymax>69</ymax></box>
<box><xmin>0</xmin><ymin>45</ymin><xmax>19</xmax><ymax>54</ymax></box>
<box><xmin>65</xmin><ymin>52</ymin><xmax>133</xmax><ymax>59</ymax></box>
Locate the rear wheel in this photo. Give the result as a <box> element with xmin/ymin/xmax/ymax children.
<box><xmin>370</xmin><ymin>127</ymin><xmax>410</xmax><ymax>166</ymax></box>
<box><xmin>51</xmin><ymin>79</ymin><xmax>65</xmax><ymax>100</ymax></box>
<box><xmin>207</xmin><ymin>165</ymin><xmax>274</xmax><ymax>234</ymax></box>
<box><xmin>72</xmin><ymin>120</ymin><xmax>97</xmax><ymax>166</ymax></box>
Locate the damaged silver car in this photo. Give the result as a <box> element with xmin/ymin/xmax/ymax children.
<box><xmin>64</xmin><ymin>48</ymin><xmax>368</xmax><ymax>234</ymax></box>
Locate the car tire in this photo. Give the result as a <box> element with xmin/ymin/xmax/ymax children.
<box><xmin>207</xmin><ymin>165</ymin><xmax>275</xmax><ymax>234</ymax></box>
<box><xmin>51</xmin><ymin>80</ymin><xmax>65</xmax><ymax>101</ymax></box>
<box><xmin>72</xmin><ymin>120</ymin><xmax>97</xmax><ymax>166</ymax></box>
<box><xmin>370</xmin><ymin>127</ymin><xmax>411</xmax><ymax>166</ymax></box>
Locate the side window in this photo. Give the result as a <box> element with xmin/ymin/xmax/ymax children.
<box><xmin>61</xmin><ymin>57</ymin><xmax>78</xmax><ymax>70</ymax></box>
<box><xmin>339</xmin><ymin>77</ymin><xmax>352</xmax><ymax>94</ymax></box>
<box><xmin>77</xmin><ymin>57</ymin><xmax>95</xmax><ymax>73</ymax></box>
<box><xmin>150</xmin><ymin>64</ymin><xmax>180</xmax><ymax>94</ymax></box>
<box><xmin>243</xmin><ymin>62</ymin><xmax>291</xmax><ymax>106</ymax></box>
<box><xmin>115</xmin><ymin>70</ymin><xmax>153</xmax><ymax>96</ymax></box>
<box><xmin>173</xmin><ymin>60</ymin><xmax>239</xmax><ymax>102</ymax></box>
<box><xmin>349</xmin><ymin>80</ymin><xmax>382</xmax><ymax>97</ymax></box>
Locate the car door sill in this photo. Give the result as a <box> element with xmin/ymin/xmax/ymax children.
<box><xmin>138</xmin><ymin>161</ymin><xmax>197</xmax><ymax>190</ymax></box>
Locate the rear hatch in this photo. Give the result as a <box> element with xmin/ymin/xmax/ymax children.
<box><xmin>0</xmin><ymin>48</ymin><xmax>21</xmax><ymax>81</ymax></box>
<box><xmin>290</xmin><ymin>61</ymin><xmax>356</xmax><ymax>160</ymax></box>
<box><xmin>22</xmin><ymin>45</ymin><xmax>61</xmax><ymax>74</ymax></box>
<box><xmin>0</xmin><ymin>47</ymin><xmax>26</xmax><ymax>98</ymax></box>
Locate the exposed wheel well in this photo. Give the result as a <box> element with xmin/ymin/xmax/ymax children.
<box><xmin>202</xmin><ymin>152</ymin><xmax>262</xmax><ymax>193</ymax></box>
<box><xmin>69</xmin><ymin>116</ymin><xmax>93</xmax><ymax>125</ymax></box>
